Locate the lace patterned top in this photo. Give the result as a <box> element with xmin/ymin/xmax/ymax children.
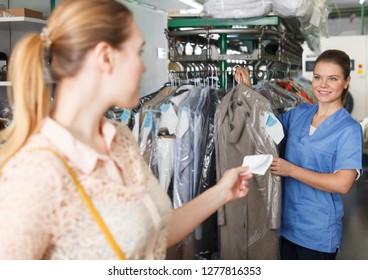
<box><xmin>0</xmin><ymin>118</ymin><xmax>173</xmax><ymax>260</ymax></box>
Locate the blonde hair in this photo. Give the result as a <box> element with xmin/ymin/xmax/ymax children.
<box><xmin>0</xmin><ymin>0</ymin><xmax>132</xmax><ymax>171</ymax></box>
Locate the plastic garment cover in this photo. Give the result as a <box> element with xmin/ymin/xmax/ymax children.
<box><xmin>156</xmin><ymin>132</ymin><xmax>176</xmax><ymax>193</ymax></box>
<box><xmin>291</xmin><ymin>76</ymin><xmax>317</xmax><ymax>104</ymax></box>
<box><xmin>202</xmin><ymin>0</ymin><xmax>313</xmax><ymax>19</ymax></box>
<box><xmin>0</xmin><ymin>99</ymin><xmax>12</xmax><ymax>129</ymax></box>
<box><xmin>255</xmin><ymin>81</ymin><xmax>301</xmax><ymax>115</ymax></box>
<box><xmin>173</xmin><ymin>87</ymin><xmax>204</xmax><ymax>208</ymax></box>
<box><xmin>194</xmin><ymin>88</ymin><xmax>226</xmax><ymax>259</ymax></box>
<box><xmin>297</xmin><ymin>0</ymin><xmax>335</xmax><ymax>54</ymax></box>
<box><xmin>275</xmin><ymin>80</ymin><xmax>314</xmax><ymax>105</ymax></box>
<box><xmin>154</xmin><ymin>90</ymin><xmax>192</xmax><ymax>193</ymax></box>
<box><xmin>361</xmin><ymin>117</ymin><xmax>368</xmax><ymax>155</ymax></box>
<box><xmin>197</xmin><ymin>88</ymin><xmax>226</xmax><ymax>194</ymax></box>
<box><xmin>128</xmin><ymin>84</ymin><xmax>170</xmax><ymax>130</ymax></box>
<box><xmin>271</xmin><ymin>0</ymin><xmax>312</xmax><ymax>17</ymax></box>
<box><xmin>104</xmin><ymin>106</ymin><xmax>126</xmax><ymax>122</ymax></box>
<box><xmin>214</xmin><ymin>83</ymin><xmax>281</xmax><ymax>259</ymax></box>
<box><xmin>104</xmin><ymin>85</ymin><xmax>166</xmax><ymax>130</ymax></box>
<box><xmin>168</xmin><ymin>87</ymin><xmax>223</xmax><ymax>260</ymax></box>
<box><xmin>152</xmin><ymin>85</ymin><xmax>193</xmax><ymax>185</ymax></box>
<box><xmin>0</xmin><ymin>100</ymin><xmax>12</xmax><ymax>145</ymax></box>
<box><xmin>137</xmin><ymin>86</ymin><xmax>176</xmax><ymax>170</ymax></box>
<box><xmin>135</xmin><ymin>85</ymin><xmax>225</xmax><ymax>259</ymax></box>
<box><xmin>202</xmin><ymin>0</ymin><xmax>333</xmax><ymax>54</ymax></box>
<box><xmin>136</xmin><ymin>85</ymin><xmax>193</xmax><ymax>187</ymax></box>
<box><xmin>203</xmin><ymin>0</ymin><xmax>272</xmax><ymax>19</ymax></box>
<box><xmin>191</xmin><ymin>89</ymin><xmax>210</xmax><ymax>239</ymax></box>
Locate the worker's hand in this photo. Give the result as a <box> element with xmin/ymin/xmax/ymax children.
<box><xmin>217</xmin><ymin>166</ymin><xmax>252</xmax><ymax>203</ymax></box>
<box><xmin>270</xmin><ymin>157</ymin><xmax>295</xmax><ymax>177</ymax></box>
<box><xmin>235</xmin><ymin>66</ymin><xmax>252</xmax><ymax>88</ymax></box>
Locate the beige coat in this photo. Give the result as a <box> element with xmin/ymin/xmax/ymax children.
<box><xmin>215</xmin><ymin>83</ymin><xmax>281</xmax><ymax>260</ymax></box>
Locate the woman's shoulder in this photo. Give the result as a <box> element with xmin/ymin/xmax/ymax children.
<box><xmin>339</xmin><ymin>109</ymin><xmax>363</xmax><ymax>132</ymax></box>
<box><xmin>1</xmin><ymin>134</ymin><xmax>65</xmax><ymax>187</ymax></box>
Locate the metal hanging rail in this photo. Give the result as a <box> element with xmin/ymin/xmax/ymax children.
<box><xmin>167</xmin><ymin>27</ymin><xmax>281</xmax><ymax>38</ymax></box>
<box><xmin>167</xmin><ymin>15</ymin><xmax>304</xmax><ymax>89</ymax></box>
<box><xmin>166</xmin><ymin>28</ymin><xmax>303</xmax><ymax>65</ymax></box>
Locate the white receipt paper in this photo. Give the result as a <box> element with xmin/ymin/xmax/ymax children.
<box><xmin>241</xmin><ymin>154</ymin><xmax>273</xmax><ymax>175</ymax></box>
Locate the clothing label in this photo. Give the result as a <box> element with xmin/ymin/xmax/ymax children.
<box><xmin>262</xmin><ymin>112</ymin><xmax>284</xmax><ymax>145</ymax></box>
<box><xmin>266</xmin><ymin>114</ymin><xmax>277</xmax><ymax>126</ymax></box>
<box><xmin>143</xmin><ymin>112</ymin><xmax>153</xmax><ymax>129</ymax></box>
<box><xmin>119</xmin><ymin>109</ymin><xmax>131</xmax><ymax>125</ymax></box>
<box><xmin>160</xmin><ymin>103</ymin><xmax>169</xmax><ymax>112</ymax></box>
<box><xmin>241</xmin><ymin>154</ymin><xmax>273</xmax><ymax>175</ymax></box>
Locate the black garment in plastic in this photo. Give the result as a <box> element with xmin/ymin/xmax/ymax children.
<box><xmin>0</xmin><ymin>52</ymin><xmax>7</xmax><ymax>81</ymax></box>
<box><xmin>106</xmin><ymin>83</ymin><xmax>170</xmax><ymax>130</ymax></box>
<box><xmin>197</xmin><ymin>88</ymin><xmax>226</xmax><ymax>194</ymax></box>
<box><xmin>128</xmin><ymin>88</ymin><xmax>161</xmax><ymax>130</ymax></box>
<box><xmin>194</xmin><ymin>88</ymin><xmax>226</xmax><ymax>259</ymax></box>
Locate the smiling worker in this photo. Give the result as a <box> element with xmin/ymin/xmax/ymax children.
<box><xmin>236</xmin><ymin>49</ymin><xmax>363</xmax><ymax>260</ymax></box>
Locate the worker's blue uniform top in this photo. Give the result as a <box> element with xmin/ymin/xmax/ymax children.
<box><xmin>278</xmin><ymin>103</ymin><xmax>363</xmax><ymax>253</ymax></box>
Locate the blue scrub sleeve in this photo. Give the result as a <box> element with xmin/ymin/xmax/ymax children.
<box><xmin>277</xmin><ymin>111</ymin><xmax>290</xmax><ymax>136</ymax></box>
<box><xmin>334</xmin><ymin>123</ymin><xmax>363</xmax><ymax>174</ymax></box>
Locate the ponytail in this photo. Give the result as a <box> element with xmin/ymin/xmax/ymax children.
<box><xmin>0</xmin><ymin>0</ymin><xmax>134</xmax><ymax>172</ymax></box>
<box><xmin>0</xmin><ymin>33</ymin><xmax>51</xmax><ymax>171</ymax></box>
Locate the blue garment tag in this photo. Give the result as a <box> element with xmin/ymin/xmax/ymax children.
<box><xmin>160</xmin><ymin>103</ymin><xmax>169</xmax><ymax>112</ymax></box>
<box><xmin>266</xmin><ymin>115</ymin><xmax>277</xmax><ymax>127</ymax></box>
<box><xmin>119</xmin><ymin>109</ymin><xmax>131</xmax><ymax>124</ymax></box>
<box><xmin>263</xmin><ymin>112</ymin><xmax>284</xmax><ymax>145</ymax></box>
<box><xmin>143</xmin><ymin>112</ymin><xmax>153</xmax><ymax>128</ymax></box>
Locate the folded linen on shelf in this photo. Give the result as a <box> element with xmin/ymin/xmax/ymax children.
<box><xmin>203</xmin><ymin>0</ymin><xmax>272</xmax><ymax>19</ymax></box>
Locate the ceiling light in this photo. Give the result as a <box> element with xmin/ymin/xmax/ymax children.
<box><xmin>179</xmin><ymin>0</ymin><xmax>203</xmax><ymax>10</ymax></box>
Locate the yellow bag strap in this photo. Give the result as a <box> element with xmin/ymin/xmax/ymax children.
<box><xmin>32</xmin><ymin>147</ymin><xmax>126</xmax><ymax>260</ymax></box>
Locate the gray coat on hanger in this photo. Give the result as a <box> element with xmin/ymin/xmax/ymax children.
<box><xmin>215</xmin><ymin>83</ymin><xmax>281</xmax><ymax>260</ymax></box>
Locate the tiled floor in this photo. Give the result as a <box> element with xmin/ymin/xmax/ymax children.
<box><xmin>337</xmin><ymin>168</ymin><xmax>368</xmax><ymax>260</ymax></box>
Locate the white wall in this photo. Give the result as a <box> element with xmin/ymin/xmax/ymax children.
<box><xmin>1</xmin><ymin>0</ymin><xmax>169</xmax><ymax>98</ymax></box>
<box><xmin>302</xmin><ymin>36</ymin><xmax>368</xmax><ymax>121</ymax></box>
<box><xmin>328</xmin><ymin>16</ymin><xmax>368</xmax><ymax>36</ymax></box>
<box><xmin>121</xmin><ymin>1</ymin><xmax>169</xmax><ymax>97</ymax></box>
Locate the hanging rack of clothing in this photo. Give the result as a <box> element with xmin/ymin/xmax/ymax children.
<box><xmin>163</xmin><ymin>15</ymin><xmax>311</xmax><ymax>260</ymax></box>
<box><xmin>124</xmin><ymin>69</ymin><xmax>227</xmax><ymax>260</ymax></box>
<box><xmin>166</xmin><ymin>15</ymin><xmax>304</xmax><ymax>90</ymax></box>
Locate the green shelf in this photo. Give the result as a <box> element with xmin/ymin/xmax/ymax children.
<box><xmin>168</xmin><ymin>15</ymin><xmax>280</xmax><ymax>29</ymax></box>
